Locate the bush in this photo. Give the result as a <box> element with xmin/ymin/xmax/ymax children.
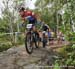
<box><xmin>56</xmin><ymin>46</ymin><xmax>67</xmax><ymax>58</ymax></box>
<box><xmin>0</xmin><ymin>43</ymin><xmax>12</xmax><ymax>52</ymax></box>
<box><xmin>56</xmin><ymin>44</ymin><xmax>75</xmax><ymax>66</ymax></box>
<box><xmin>68</xmin><ymin>32</ymin><xmax>75</xmax><ymax>42</ymax></box>
<box><xmin>17</xmin><ymin>34</ymin><xmax>24</xmax><ymax>45</ymax></box>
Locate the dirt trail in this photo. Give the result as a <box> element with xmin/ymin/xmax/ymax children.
<box><xmin>0</xmin><ymin>41</ymin><xmax>69</xmax><ymax>69</ymax></box>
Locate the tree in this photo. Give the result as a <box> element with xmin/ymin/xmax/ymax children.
<box><xmin>0</xmin><ymin>0</ymin><xmax>26</xmax><ymax>44</ymax></box>
<box><xmin>35</xmin><ymin>0</ymin><xmax>75</xmax><ymax>34</ymax></box>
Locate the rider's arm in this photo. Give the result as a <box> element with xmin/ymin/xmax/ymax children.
<box><xmin>32</xmin><ymin>12</ymin><xmax>36</xmax><ymax>18</ymax></box>
<box><xmin>46</xmin><ymin>24</ymin><xmax>49</xmax><ymax>29</ymax></box>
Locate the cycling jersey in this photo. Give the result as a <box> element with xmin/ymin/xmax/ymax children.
<box><xmin>19</xmin><ymin>10</ymin><xmax>36</xmax><ymax>24</ymax></box>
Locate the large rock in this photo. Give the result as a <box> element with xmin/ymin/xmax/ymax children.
<box><xmin>0</xmin><ymin>46</ymin><xmax>58</xmax><ymax>69</ymax></box>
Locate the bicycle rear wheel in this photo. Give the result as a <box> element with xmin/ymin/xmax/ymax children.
<box><xmin>33</xmin><ymin>32</ymin><xmax>39</xmax><ymax>48</ymax></box>
<box><xmin>42</xmin><ymin>33</ymin><xmax>47</xmax><ymax>48</ymax></box>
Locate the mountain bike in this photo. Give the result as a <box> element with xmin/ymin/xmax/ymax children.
<box><xmin>25</xmin><ymin>24</ymin><xmax>39</xmax><ymax>54</ymax></box>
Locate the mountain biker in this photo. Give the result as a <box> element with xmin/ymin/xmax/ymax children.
<box><xmin>19</xmin><ymin>7</ymin><xmax>37</xmax><ymax>25</ymax></box>
<box><xmin>19</xmin><ymin>7</ymin><xmax>39</xmax><ymax>47</ymax></box>
<box><xmin>41</xmin><ymin>22</ymin><xmax>49</xmax><ymax>37</ymax></box>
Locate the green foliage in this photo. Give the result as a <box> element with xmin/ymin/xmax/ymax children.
<box><xmin>35</xmin><ymin>0</ymin><xmax>75</xmax><ymax>36</ymax></box>
<box><xmin>67</xmin><ymin>32</ymin><xmax>75</xmax><ymax>42</ymax></box>
<box><xmin>56</xmin><ymin>44</ymin><xmax>75</xmax><ymax>66</ymax></box>
<box><xmin>17</xmin><ymin>34</ymin><xmax>24</xmax><ymax>45</ymax></box>
<box><xmin>56</xmin><ymin>47</ymin><xmax>67</xmax><ymax>58</ymax></box>
<box><xmin>54</xmin><ymin>60</ymin><xmax>60</xmax><ymax>69</ymax></box>
<box><xmin>0</xmin><ymin>43</ymin><xmax>12</xmax><ymax>52</ymax></box>
<box><xmin>0</xmin><ymin>18</ymin><xmax>9</xmax><ymax>33</ymax></box>
<box><xmin>72</xmin><ymin>44</ymin><xmax>75</xmax><ymax>49</ymax></box>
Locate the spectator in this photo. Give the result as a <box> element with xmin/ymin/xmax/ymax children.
<box><xmin>49</xmin><ymin>30</ymin><xmax>55</xmax><ymax>45</ymax></box>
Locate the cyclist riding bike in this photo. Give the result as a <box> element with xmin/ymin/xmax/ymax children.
<box><xmin>19</xmin><ymin>7</ymin><xmax>39</xmax><ymax>48</ymax></box>
<box><xmin>41</xmin><ymin>22</ymin><xmax>49</xmax><ymax>36</ymax></box>
<box><xmin>19</xmin><ymin>7</ymin><xmax>37</xmax><ymax>25</ymax></box>
<box><xmin>19</xmin><ymin>7</ymin><xmax>39</xmax><ymax>33</ymax></box>
<box><xmin>41</xmin><ymin>22</ymin><xmax>49</xmax><ymax>47</ymax></box>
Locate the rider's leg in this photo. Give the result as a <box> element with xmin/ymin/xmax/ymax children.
<box><xmin>28</xmin><ymin>17</ymin><xmax>39</xmax><ymax>48</ymax></box>
<box><xmin>38</xmin><ymin>31</ymin><xmax>43</xmax><ymax>47</ymax></box>
<box><xmin>31</xmin><ymin>25</ymin><xmax>39</xmax><ymax>48</ymax></box>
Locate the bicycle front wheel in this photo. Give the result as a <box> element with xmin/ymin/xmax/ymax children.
<box><xmin>25</xmin><ymin>32</ymin><xmax>33</xmax><ymax>54</ymax></box>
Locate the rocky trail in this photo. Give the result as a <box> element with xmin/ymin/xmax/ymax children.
<box><xmin>0</xmin><ymin>41</ymin><xmax>69</xmax><ymax>69</ymax></box>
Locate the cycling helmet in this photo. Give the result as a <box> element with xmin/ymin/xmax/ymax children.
<box><xmin>19</xmin><ymin>7</ymin><xmax>25</xmax><ymax>12</ymax></box>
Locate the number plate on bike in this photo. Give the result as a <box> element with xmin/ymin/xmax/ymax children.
<box><xmin>26</xmin><ymin>24</ymin><xmax>33</xmax><ymax>29</ymax></box>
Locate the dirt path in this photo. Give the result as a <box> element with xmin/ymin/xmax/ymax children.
<box><xmin>0</xmin><ymin>41</ymin><xmax>69</xmax><ymax>69</ymax></box>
